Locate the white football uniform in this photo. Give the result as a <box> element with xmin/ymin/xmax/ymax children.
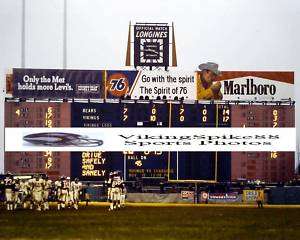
<box><xmin>70</xmin><ymin>181</ymin><xmax>82</xmax><ymax>209</ymax></box>
<box><xmin>120</xmin><ymin>185</ymin><xmax>126</xmax><ymax>207</ymax></box>
<box><xmin>109</xmin><ymin>175</ymin><xmax>123</xmax><ymax>211</ymax></box>
<box><xmin>55</xmin><ymin>180</ymin><xmax>63</xmax><ymax>210</ymax></box>
<box><xmin>4</xmin><ymin>177</ymin><xmax>15</xmax><ymax>211</ymax></box>
<box><xmin>43</xmin><ymin>179</ymin><xmax>52</xmax><ymax>210</ymax></box>
<box><xmin>20</xmin><ymin>180</ymin><xmax>30</xmax><ymax>209</ymax></box>
<box><xmin>56</xmin><ymin>179</ymin><xmax>69</xmax><ymax>210</ymax></box>
<box><xmin>31</xmin><ymin>178</ymin><xmax>45</xmax><ymax>211</ymax></box>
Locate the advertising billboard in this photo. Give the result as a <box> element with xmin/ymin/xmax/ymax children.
<box><xmin>12</xmin><ymin>68</ymin><xmax>104</xmax><ymax>99</ymax></box>
<box><xmin>9</xmin><ymin>69</ymin><xmax>294</xmax><ymax>101</ymax></box>
<box><xmin>196</xmin><ymin>71</ymin><xmax>294</xmax><ymax>101</ymax></box>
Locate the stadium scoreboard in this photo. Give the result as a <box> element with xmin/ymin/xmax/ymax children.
<box><xmin>5</xmin><ymin>101</ymin><xmax>295</xmax><ymax>181</ymax></box>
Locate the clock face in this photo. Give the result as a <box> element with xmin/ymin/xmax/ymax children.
<box><xmin>140</xmin><ymin>39</ymin><xmax>164</xmax><ymax>64</ymax></box>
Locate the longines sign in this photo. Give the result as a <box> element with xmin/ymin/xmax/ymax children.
<box><xmin>134</xmin><ymin>23</ymin><xmax>169</xmax><ymax>69</ymax></box>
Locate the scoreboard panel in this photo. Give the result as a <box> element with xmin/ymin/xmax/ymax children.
<box><xmin>170</xmin><ymin>103</ymin><xmax>216</xmax><ymax>127</ymax></box>
<box><xmin>71</xmin><ymin>151</ymin><xmax>108</xmax><ymax>181</ymax></box>
<box><xmin>71</xmin><ymin>102</ymin><xmax>170</xmax><ymax>180</ymax></box>
<box><xmin>71</xmin><ymin>103</ymin><xmax>124</xmax><ymax>180</ymax></box>
<box><xmin>4</xmin><ymin>102</ymin><xmax>71</xmax><ymax>179</ymax></box>
<box><xmin>120</xmin><ymin>101</ymin><xmax>170</xmax><ymax>127</ymax></box>
<box><xmin>125</xmin><ymin>151</ymin><xmax>170</xmax><ymax>180</ymax></box>
<box><xmin>216</xmin><ymin>104</ymin><xmax>231</xmax><ymax>181</ymax></box>
<box><xmin>217</xmin><ymin>104</ymin><xmax>231</xmax><ymax>127</ymax></box>
<box><xmin>230</xmin><ymin>105</ymin><xmax>295</xmax><ymax>182</ymax></box>
<box><xmin>170</xmin><ymin>152</ymin><xmax>215</xmax><ymax>181</ymax></box>
<box><xmin>71</xmin><ymin>102</ymin><xmax>123</xmax><ymax>127</ymax></box>
<box><xmin>123</xmin><ymin>102</ymin><xmax>170</xmax><ymax>180</ymax></box>
<box><xmin>71</xmin><ymin>151</ymin><xmax>124</xmax><ymax>181</ymax></box>
<box><xmin>169</xmin><ymin>103</ymin><xmax>231</xmax><ymax>181</ymax></box>
<box><xmin>133</xmin><ymin>102</ymin><xmax>169</xmax><ymax>127</ymax></box>
<box><xmin>230</xmin><ymin>105</ymin><xmax>295</xmax><ymax>128</ymax></box>
<box><xmin>71</xmin><ymin>102</ymin><xmax>169</xmax><ymax>127</ymax></box>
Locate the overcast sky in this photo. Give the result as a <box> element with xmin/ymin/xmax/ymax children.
<box><xmin>0</xmin><ymin>0</ymin><xmax>299</xmax><ymax>173</ymax></box>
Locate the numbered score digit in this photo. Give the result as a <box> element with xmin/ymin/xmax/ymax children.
<box><xmin>107</xmin><ymin>73</ymin><xmax>130</xmax><ymax>97</ymax></box>
<box><xmin>150</xmin><ymin>105</ymin><xmax>157</xmax><ymax>122</ymax></box>
<box><xmin>201</xmin><ymin>107</ymin><xmax>207</xmax><ymax>122</ymax></box>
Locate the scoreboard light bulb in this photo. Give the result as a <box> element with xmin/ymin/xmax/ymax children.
<box><xmin>270</xmin><ymin>152</ymin><xmax>278</xmax><ymax>159</ymax></box>
<box><xmin>150</xmin><ymin>115</ymin><xmax>156</xmax><ymax>122</ymax></box>
<box><xmin>123</xmin><ymin>151</ymin><xmax>134</xmax><ymax>155</ymax></box>
<box><xmin>223</xmin><ymin>109</ymin><xmax>230</xmax><ymax>115</ymax></box>
<box><xmin>135</xmin><ymin>160</ymin><xmax>142</xmax><ymax>167</ymax></box>
<box><xmin>223</xmin><ymin>116</ymin><xmax>230</xmax><ymax>122</ymax></box>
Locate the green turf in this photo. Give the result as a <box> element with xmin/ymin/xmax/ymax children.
<box><xmin>1</xmin><ymin>205</ymin><xmax>300</xmax><ymax>240</ymax></box>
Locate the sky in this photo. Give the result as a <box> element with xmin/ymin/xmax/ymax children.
<box><xmin>0</xmin><ymin>0</ymin><xmax>299</xmax><ymax>173</ymax></box>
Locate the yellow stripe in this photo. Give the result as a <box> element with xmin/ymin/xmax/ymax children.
<box><xmin>104</xmin><ymin>70</ymin><xmax>107</xmax><ymax>99</ymax></box>
<box><xmin>167</xmin><ymin>102</ymin><xmax>172</xmax><ymax>181</ymax></box>
<box><xmin>129</xmin><ymin>71</ymin><xmax>142</xmax><ymax>96</ymax></box>
<box><xmin>215</xmin><ymin>104</ymin><xmax>218</xmax><ymax>182</ymax></box>
<box><xmin>168</xmin><ymin>179</ymin><xmax>217</xmax><ymax>183</ymax></box>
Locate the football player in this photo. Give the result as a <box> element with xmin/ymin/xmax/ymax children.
<box><xmin>109</xmin><ymin>171</ymin><xmax>123</xmax><ymax>211</ymax></box>
<box><xmin>120</xmin><ymin>177</ymin><xmax>126</xmax><ymax>208</ymax></box>
<box><xmin>55</xmin><ymin>176</ymin><xmax>66</xmax><ymax>210</ymax></box>
<box><xmin>0</xmin><ymin>178</ymin><xmax>4</xmax><ymax>205</ymax></box>
<box><xmin>31</xmin><ymin>174</ymin><xmax>45</xmax><ymax>211</ymax></box>
<box><xmin>106</xmin><ymin>172</ymin><xmax>113</xmax><ymax>206</ymax></box>
<box><xmin>65</xmin><ymin>177</ymin><xmax>72</xmax><ymax>208</ymax></box>
<box><xmin>70</xmin><ymin>178</ymin><xmax>82</xmax><ymax>210</ymax></box>
<box><xmin>43</xmin><ymin>175</ymin><xmax>52</xmax><ymax>210</ymax></box>
<box><xmin>13</xmin><ymin>178</ymin><xmax>21</xmax><ymax>210</ymax></box>
<box><xmin>4</xmin><ymin>173</ymin><xmax>15</xmax><ymax>211</ymax></box>
<box><xmin>19</xmin><ymin>179</ymin><xmax>30</xmax><ymax>209</ymax></box>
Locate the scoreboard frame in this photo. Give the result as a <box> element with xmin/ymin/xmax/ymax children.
<box><xmin>4</xmin><ymin>98</ymin><xmax>295</xmax><ymax>183</ymax></box>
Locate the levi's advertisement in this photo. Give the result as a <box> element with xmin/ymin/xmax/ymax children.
<box><xmin>5</xmin><ymin>127</ymin><xmax>295</xmax><ymax>152</ymax></box>
<box><xmin>13</xmin><ymin>68</ymin><xmax>104</xmax><ymax>99</ymax></box>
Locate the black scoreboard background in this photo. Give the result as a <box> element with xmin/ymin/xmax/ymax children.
<box><xmin>170</xmin><ymin>104</ymin><xmax>231</xmax><ymax>181</ymax></box>
<box><xmin>70</xmin><ymin>102</ymin><xmax>233</xmax><ymax>181</ymax></box>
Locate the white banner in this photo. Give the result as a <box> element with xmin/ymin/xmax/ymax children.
<box><xmin>129</xmin><ymin>70</ymin><xmax>196</xmax><ymax>100</ymax></box>
<box><xmin>5</xmin><ymin>127</ymin><xmax>295</xmax><ymax>152</ymax></box>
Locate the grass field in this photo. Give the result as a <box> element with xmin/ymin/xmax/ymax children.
<box><xmin>1</xmin><ymin>203</ymin><xmax>300</xmax><ymax>240</ymax></box>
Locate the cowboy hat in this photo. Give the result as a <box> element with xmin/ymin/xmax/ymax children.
<box><xmin>198</xmin><ymin>62</ymin><xmax>221</xmax><ymax>76</ymax></box>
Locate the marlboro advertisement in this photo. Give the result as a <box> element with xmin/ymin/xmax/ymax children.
<box><xmin>196</xmin><ymin>71</ymin><xmax>294</xmax><ymax>101</ymax></box>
